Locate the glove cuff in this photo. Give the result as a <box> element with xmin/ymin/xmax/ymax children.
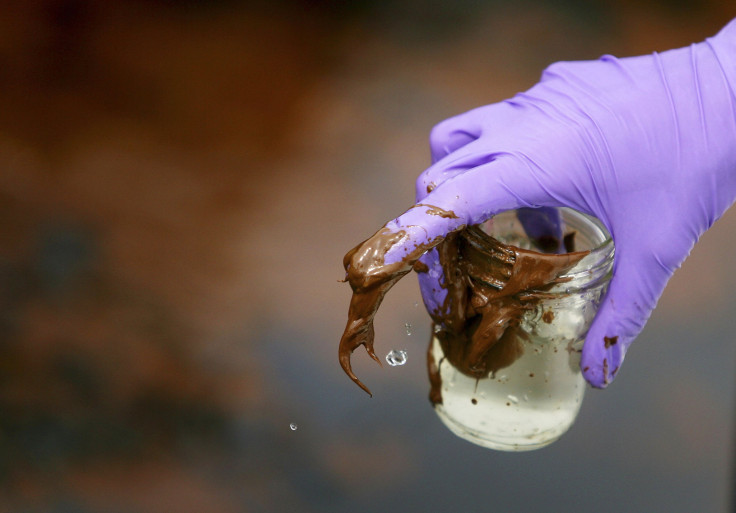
<box><xmin>707</xmin><ymin>18</ymin><xmax>736</xmax><ymax>97</ymax></box>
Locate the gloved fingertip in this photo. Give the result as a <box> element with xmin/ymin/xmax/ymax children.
<box><xmin>581</xmin><ymin>332</ymin><xmax>627</xmax><ymax>388</ymax></box>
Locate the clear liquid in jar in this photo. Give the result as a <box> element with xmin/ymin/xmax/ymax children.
<box><xmin>431</xmin><ymin>332</ymin><xmax>585</xmax><ymax>451</ymax></box>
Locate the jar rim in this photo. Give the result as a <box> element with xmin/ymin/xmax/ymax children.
<box><xmin>553</xmin><ymin>208</ymin><xmax>614</xmax><ymax>280</ymax></box>
<box><xmin>472</xmin><ymin>208</ymin><xmax>614</xmax><ymax>291</ymax></box>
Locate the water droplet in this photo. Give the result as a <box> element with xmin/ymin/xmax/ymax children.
<box><xmin>433</xmin><ymin>325</ymin><xmax>441</xmax><ymax>334</ymax></box>
<box><xmin>523</xmin><ymin>394</ymin><xmax>529</xmax><ymax>402</ymax></box>
<box><xmin>507</xmin><ymin>394</ymin><xmax>519</xmax><ymax>404</ymax></box>
<box><xmin>405</xmin><ymin>322</ymin><xmax>412</xmax><ymax>336</ymax></box>
<box><xmin>385</xmin><ymin>349</ymin><xmax>408</xmax><ymax>366</ymax></box>
<box><xmin>289</xmin><ymin>423</ymin><xmax>298</xmax><ymax>431</ymax></box>
<box><xmin>414</xmin><ymin>301</ymin><xmax>419</xmax><ymax>308</ymax></box>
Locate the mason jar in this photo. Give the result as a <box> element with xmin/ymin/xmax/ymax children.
<box><xmin>430</xmin><ymin>208</ymin><xmax>614</xmax><ymax>451</ymax></box>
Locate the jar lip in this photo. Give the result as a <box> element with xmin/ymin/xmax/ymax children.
<box><xmin>472</xmin><ymin>208</ymin><xmax>614</xmax><ymax>287</ymax></box>
<box><xmin>478</xmin><ymin>208</ymin><xmax>613</xmax><ymax>253</ymax></box>
<box><xmin>554</xmin><ymin>208</ymin><xmax>614</xmax><ymax>279</ymax></box>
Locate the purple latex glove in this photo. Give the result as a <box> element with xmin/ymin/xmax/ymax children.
<box><xmin>355</xmin><ymin>19</ymin><xmax>736</xmax><ymax>388</ymax></box>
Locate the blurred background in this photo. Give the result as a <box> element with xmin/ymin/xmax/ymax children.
<box><xmin>1</xmin><ymin>0</ymin><xmax>736</xmax><ymax>511</ymax></box>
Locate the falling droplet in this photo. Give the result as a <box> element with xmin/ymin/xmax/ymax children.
<box><xmin>289</xmin><ymin>423</ymin><xmax>298</xmax><ymax>431</ymax></box>
<box><xmin>507</xmin><ymin>394</ymin><xmax>519</xmax><ymax>404</ymax></box>
<box><xmin>386</xmin><ymin>349</ymin><xmax>408</xmax><ymax>366</ymax></box>
<box><xmin>405</xmin><ymin>322</ymin><xmax>412</xmax><ymax>336</ymax></box>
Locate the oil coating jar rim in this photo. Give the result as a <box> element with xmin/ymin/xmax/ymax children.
<box><xmin>481</xmin><ymin>207</ymin><xmax>614</xmax><ymax>294</ymax></box>
<box><xmin>556</xmin><ymin>208</ymin><xmax>613</xmax><ymax>286</ymax></box>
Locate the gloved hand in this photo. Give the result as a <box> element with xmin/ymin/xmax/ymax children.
<box><xmin>344</xmin><ymin>19</ymin><xmax>736</xmax><ymax>389</ymax></box>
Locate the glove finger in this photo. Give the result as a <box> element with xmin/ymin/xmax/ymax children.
<box><xmin>516</xmin><ymin>206</ymin><xmax>565</xmax><ymax>252</ymax></box>
<box><xmin>429</xmin><ymin>110</ymin><xmax>483</xmax><ymax>164</ymax></box>
<box><xmin>415</xmin><ymin>247</ymin><xmax>444</xmax><ymax>317</ymax></box>
<box><xmin>400</xmin><ymin>155</ymin><xmax>561</xmax><ymax>251</ymax></box>
<box><xmin>415</xmin><ymin>139</ymin><xmax>491</xmax><ymax>202</ymax></box>
<box><xmin>387</xmin><ymin>157</ymin><xmax>562</xmax><ymax>316</ymax></box>
<box><xmin>580</xmin><ymin>248</ymin><xmax>670</xmax><ymax>388</ymax></box>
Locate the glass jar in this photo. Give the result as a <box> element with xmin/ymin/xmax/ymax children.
<box><xmin>430</xmin><ymin>208</ymin><xmax>613</xmax><ymax>451</ymax></box>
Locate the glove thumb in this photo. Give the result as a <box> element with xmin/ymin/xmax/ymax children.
<box><xmin>580</xmin><ymin>247</ymin><xmax>671</xmax><ymax>388</ymax></box>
